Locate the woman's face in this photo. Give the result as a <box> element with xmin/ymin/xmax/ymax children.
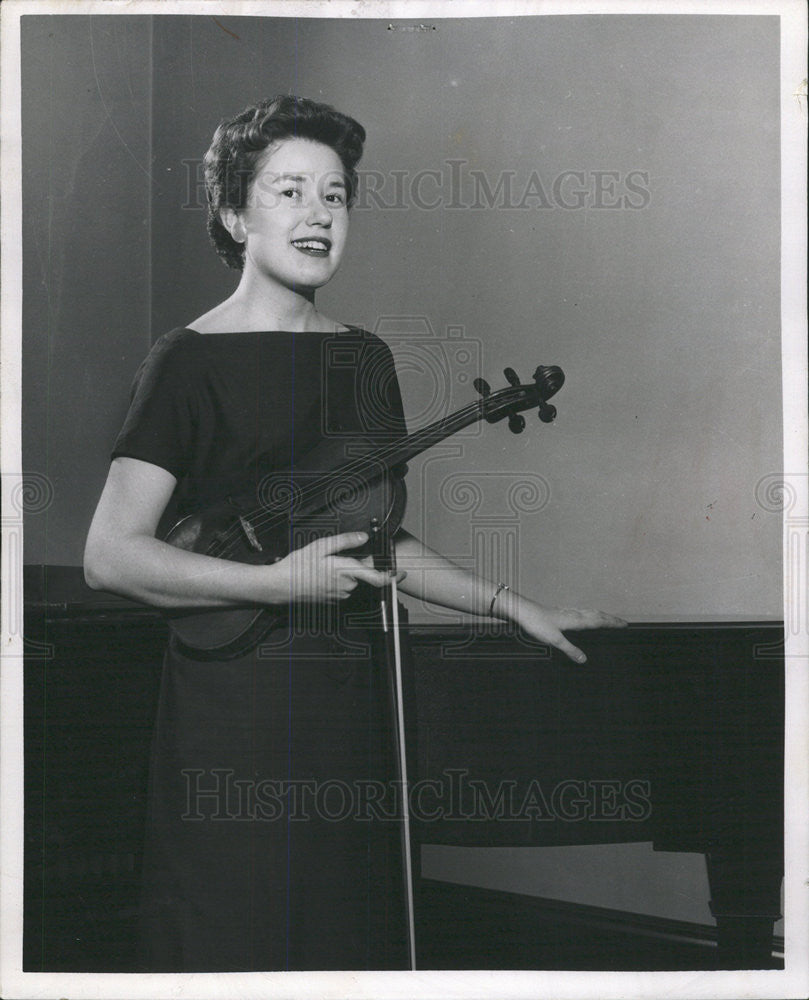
<box><xmin>236</xmin><ymin>137</ymin><xmax>350</xmax><ymax>293</ymax></box>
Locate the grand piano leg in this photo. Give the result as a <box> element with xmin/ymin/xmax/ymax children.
<box><xmin>706</xmin><ymin>849</ymin><xmax>782</xmax><ymax>968</ymax></box>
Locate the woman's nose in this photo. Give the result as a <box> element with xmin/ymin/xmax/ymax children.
<box><xmin>306</xmin><ymin>198</ymin><xmax>333</xmax><ymax>226</ymax></box>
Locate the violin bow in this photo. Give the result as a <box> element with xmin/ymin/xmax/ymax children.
<box><xmin>370</xmin><ymin>515</ymin><xmax>417</xmax><ymax>970</ymax></box>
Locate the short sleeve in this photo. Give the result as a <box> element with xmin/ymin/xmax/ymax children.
<box><xmin>111</xmin><ymin>329</ymin><xmax>199</xmax><ymax>480</ymax></box>
<box><xmin>356</xmin><ymin>333</ymin><xmax>409</xmax><ymax>479</ymax></box>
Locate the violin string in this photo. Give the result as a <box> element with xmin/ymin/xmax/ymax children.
<box><xmin>210</xmin><ymin>386</ymin><xmax>540</xmax><ymax>560</ymax></box>
<box><xmin>209</xmin><ymin>396</ymin><xmax>491</xmax><ymax>560</ymax></box>
<box><xmin>209</xmin><ymin>382</ymin><xmax>542</xmax><ymax>561</ymax></box>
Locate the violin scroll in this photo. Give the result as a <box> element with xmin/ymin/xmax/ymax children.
<box><xmin>534</xmin><ymin>365</ymin><xmax>564</xmax><ymax>423</ymax></box>
<box><xmin>533</xmin><ymin>364</ymin><xmax>565</xmax><ymax>396</ymax></box>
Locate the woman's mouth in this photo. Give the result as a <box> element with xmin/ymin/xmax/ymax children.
<box><xmin>291</xmin><ymin>238</ymin><xmax>332</xmax><ymax>256</ymax></box>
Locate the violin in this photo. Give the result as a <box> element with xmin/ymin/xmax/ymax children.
<box><xmin>161</xmin><ymin>364</ymin><xmax>564</xmax><ymax>658</ymax></box>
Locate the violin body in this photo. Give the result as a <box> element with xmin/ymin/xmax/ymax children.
<box><xmin>162</xmin><ymin>469</ymin><xmax>406</xmax><ymax>658</ymax></box>
<box><xmin>161</xmin><ymin>363</ymin><xmax>564</xmax><ymax>658</ymax></box>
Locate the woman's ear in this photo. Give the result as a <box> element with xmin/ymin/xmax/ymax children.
<box><xmin>220</xmin><ymin>207</ymin><xmax>246</xmax><ymax>244</ymax></box>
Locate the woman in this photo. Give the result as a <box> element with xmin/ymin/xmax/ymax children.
<box><xmin>84</xmin><ymin>95</ymin><xmax>624</xmax><ymax>972</ymax></box>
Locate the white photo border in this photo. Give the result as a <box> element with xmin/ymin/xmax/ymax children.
<box><xmin>2</xmin><ymin>1</ymin><xmax>806</xmax><ymax>998</ymax></box>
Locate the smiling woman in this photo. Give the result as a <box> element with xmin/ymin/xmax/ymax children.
<box><xmin>194</xmin><ymin>96</ymin><xmax>357</xmax><ymax>331</ymax></box>
<box><xmin>195</xmin><ymin>138</ymin><xmax>351</xmax><ymax>331</ymax></box>
<box><xmin>82</xmin><ymin>94</ymin><xmax>624</xmax><ymax>972</ymax></box>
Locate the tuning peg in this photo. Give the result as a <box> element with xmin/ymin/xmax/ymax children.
<box><xmin>508</xmin><ymin>414</ymin><xmax>526</xmax><ymax>434</ymax></box>
<box><xmin>538</xmin><ymin>401</ymin><xmax>557</xmax><ymax>424</ymax></box>
<box><xmin>473</xmin><ymin>377</ymin><xmax>491</xmax><ymax>397</ymax></box>
<box><xmin>503</xmin><ymin>367</ymin><xmax>520</xmax><ymax>386</ymax></box>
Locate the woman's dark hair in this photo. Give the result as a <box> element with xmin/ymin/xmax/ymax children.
<box><xmin>203</xmin><ymin>95</ymin><xmax>366</xmax><ymax>270</ymax></box>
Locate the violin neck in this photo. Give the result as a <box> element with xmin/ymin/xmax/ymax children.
<box><xmin>247</xmin><ymin>392</ymin><xmax>512</xmax><ymax>527</ymax></box>
<box><xmin>299</xmin><ymin>398</ymin><xmax>487</xmax><ymax>483</ymax></box>
<box><xmin>386</xmin><ymin>399</ymin><xmax>486</xmax><ymax>468</ymax></box>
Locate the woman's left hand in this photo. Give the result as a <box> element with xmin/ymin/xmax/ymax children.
<box><xmin>509</xmin><ymin>601</ymin><xmax>627</xmax><ymax>664</ymax></box>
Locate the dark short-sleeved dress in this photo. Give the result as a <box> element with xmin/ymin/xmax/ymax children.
<box><xmin>112</xmin><ymin>327</ymin><xmax>409</xmax><ymax>971</ymax></box>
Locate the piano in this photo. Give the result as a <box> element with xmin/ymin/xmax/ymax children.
<box><xmin>23</xmin><ymin>567</ymin><xmax>783</xmax><ymax>970</ymax></box>
<box><xmin>406</xmin><ymin>621</ymin><xmax>784</xmax><ymax>969</ymax></box>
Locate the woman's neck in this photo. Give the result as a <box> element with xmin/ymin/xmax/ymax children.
<box><xmin>192</xmin><ymin>274</ymin><xmax>339</xmax><ymax>334</ymax></box>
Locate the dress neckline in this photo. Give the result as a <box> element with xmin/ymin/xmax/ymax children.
<box><xmin>181</xmin><ymin>325</ymin><xmax>355</xmax><ymax>337</ymax></box>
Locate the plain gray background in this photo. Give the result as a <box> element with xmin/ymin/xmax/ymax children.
<box><xmin>20</xmin><ymin>12</ymin><xmax>783</xmax><ymax>928</ymax></box>
<box><xmin>22</xmin><ymin>13</ymin><xmax>781</xmax><ymax>622</ymax></box>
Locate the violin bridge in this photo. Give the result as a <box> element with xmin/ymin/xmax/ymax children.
<box><xmin>238</xmin><ymin>515</ymin><xmax>264</xmax><ymax>552</ymax></box>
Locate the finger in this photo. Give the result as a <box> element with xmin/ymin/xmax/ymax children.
<box><xmin>558</xmin><ymin>609</ymin><xmax>628</xmax><ymax>630</ymax></box>
<box><xmin>555</xmin><ymin>636</ymin><xmax>588</xmax><ymax>664</ymax></box>
<box><xmin>348</xmin><ymin>567</ymin><xmax>402</xmax><ymax>589</ymax></box>
<box><xmin>355</xmin><ymin>566</ymin><xmax>407</xmax><ymax>583</ymax></box>
<box><xmin>356</xmin><ymin>554</ymin><xmax>405</xmax><ymax>577</ymax></box>
<box><xmin>581</xmin><ymin>610</ymin><xmax>627</xmax><ymax>628</ymax></box>
<box><xmin>333</xmin><ymin>558</ymin><xmax>406</xmax><ymax>583</ymax></box>
<box><xmin>312</xmin><ymin>531</ymin><xmax>368</xmax><ymax>556</ymax></box>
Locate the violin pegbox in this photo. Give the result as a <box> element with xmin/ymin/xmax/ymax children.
<box><xmin>502</xmin><ymin>368</ymin><xmax>526</xmax><ymax>433</ymax></box>
<box><xmin>474</xmin><ymin>363</ymin><xmax>565</xmax><ymax>430</ymax></box>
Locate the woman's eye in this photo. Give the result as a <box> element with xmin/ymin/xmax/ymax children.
<box><xmin>326</xmin><ymin>193</ymin><xmax>346</xmax><ymax>205</ymax></box>
<box><xmin>281</xmin><ymin>188</ymin><xmax>301</xmax><ymax>199</ymax></box>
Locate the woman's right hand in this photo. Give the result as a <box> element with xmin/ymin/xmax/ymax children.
<box><xmin>85</xmin><ymin>459</ymin><xmax>403</xmax><ymax>610</ymax></box>
<box><xmin>270</xmin><ymin>531</ymin><xmax>405</xmax><ymax>604</ymax></box>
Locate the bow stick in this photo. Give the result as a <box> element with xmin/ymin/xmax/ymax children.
<box><xmin>370</xmin><ymin>515</ymin><xmax>417</xmax><ymax>970</ymax></box>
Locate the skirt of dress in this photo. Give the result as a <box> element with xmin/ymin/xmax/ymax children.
<box><xmin>138</xmin><ymin>608</ymin><xmax>408</xmax><ymax>972</ymax></box>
